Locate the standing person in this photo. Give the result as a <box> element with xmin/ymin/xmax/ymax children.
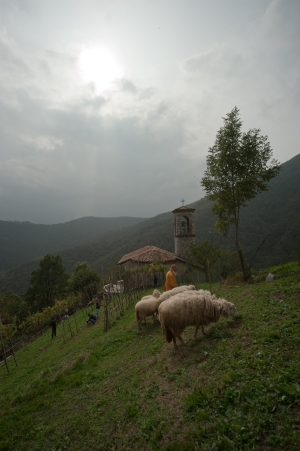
<box><xmin>153</xmin><ymin>273</ymin><xmax>158</xmax><ymax>288</ymax></box>
<box><xmin>95</xmin><ymin>292</ymin><xmax>104</xmax><ymax>319</ymax></box>
<box><xmin>50</xmin><ymin>318</ymin><xmax>57</xmax><ymax>338</ymax></box>
<box><xmin>149</xmin><ymin>263</ymin><xmax>158</xmax><ymax>288</ymax></box>
<box><xmin>165</xmin><ymin>264</ymin><xmax>178</xmax><ymax>291</ymax></box>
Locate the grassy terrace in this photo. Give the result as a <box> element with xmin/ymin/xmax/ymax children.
<box><xmin>1</xmin><ymin>263</ymin><xmax>300</xmax><ymax>451</ymax></box>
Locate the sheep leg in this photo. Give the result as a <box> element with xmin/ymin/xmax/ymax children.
<box><xmin>201</xmin><ymin>325</ymin><xmax>207</xmax><ymax>335</ymax></box>
<box><xmin>178</xmin><ymin>335</ymin><xmax>186</xmax><ymax>346</ymax></box>
<box><xmin>172</xmin><ymin>336</ymin><xmax>178</xmax><ymax>348</ymax></box>
<box><xmin>194</xmin><ymin>325</ymin><xmax>200</xmax><ymax>339</ymax></box>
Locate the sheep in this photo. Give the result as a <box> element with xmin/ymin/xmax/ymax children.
<box><xmin>194</xmin><ymin>295</ymin><xmax>235</xmax><ymax>337</ymax></box>
<box><xmin>135</xmin><ymin>285</ymin><xmax>195</xmax><ymax>333</ymax></box>
<box><xmin>162</xmin><ymin>292</ymin><xmax>235</xmax><ymax>338</ymax></box>
<box><xmin>158</xmin><ymin>292</ymin><xmax>238</xmax><ymax>348</ymax></box>
<box><xmin>198</xmin><ymin>289</ymin><xmax>214</xmax><ymax>296</ymax></box>
<box><xmin>135</xmin><ymin>289</ymin><xmax>161</xmax><ymax>332</ymax></box>
<box><xmin>140</xmin><ymin>289</ymin><xmax>161</xmax><ymax>301</ymax></box>
<box><xmin>138</xmin><ymin>289</ymin><xmax>161</xmax><ymax>324</ymax></box>
<box><xmin>156</xmin><ymin>285</ymin><xmax>196</xmax><ymax>307</ymax></box>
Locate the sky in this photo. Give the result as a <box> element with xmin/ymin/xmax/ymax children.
<box><xmin>0</xmin><ymin>0</ymin><xmax>299</xmax><ymax>224</ymax></box>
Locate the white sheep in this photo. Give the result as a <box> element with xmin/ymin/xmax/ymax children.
<box><xmin>156</xmin><ymin>285</ymin><xmax>196</xmax><ymax>307</ymax></box>
<box><xmin>198</xmin><ymin>289</ymin><xmax>214</xmax><ymax>296</ymax></box>
<box><xmin>158</xmin><ymin>292</ymin><xmax>238</xmax><ymax>348</ymax></box>
<box><xmin>135</xmin><ymin>289</ymin><xmax>161</xmax><ymax>332</ymax></box>
<box><xmin>162</xmin><ymin>292</ymin><xmax>234</xmax><ymax>337</ymax></box>
<box><xmin>140</xmin><ymin>289</ymin><xmax>161</xmax><ymax>301</ymax></box>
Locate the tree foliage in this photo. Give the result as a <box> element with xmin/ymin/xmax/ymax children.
<box><xmin>0</xmin><ymin>291</ymin><xmax>28</xmax><ymax>325</ymax></box>
<box><xmin>187</xmin><ymin>241</ymin><xmax>221</xmax><ymax>282</ymax></box>
<box><xmin>69</xmin><ymin>262</ymin><xmax>101</xmax><ymax>301</ymax></box>
<box><xmin>201</xmin><ymin>107</ymin><xmax>281</xmax><ymax>279</ymax></box>
<box><xmin>20</xmin><ymin>296</ymin><xmax>82</xmax><ymax>336</ymax></box>
<box><xmin>25</xmin><ymin>254</ymin><xmax>69</xmax><ymax>312</ymax></box>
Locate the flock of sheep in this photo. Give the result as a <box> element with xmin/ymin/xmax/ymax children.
<box><xmin>135</xmin><ymin>285</ymin><xmax>238</xmax><ymax>348</ymax></box>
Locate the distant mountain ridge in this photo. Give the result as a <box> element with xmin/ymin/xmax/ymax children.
<box><xmin>0</xmin><ymin>216</ymin><xmax>146</xmax><ymax>272</ymax></box>
<box><xmin>0</xmin><ymin>154</ymin><xmax>299</xmax><ymax>294</ymax></box>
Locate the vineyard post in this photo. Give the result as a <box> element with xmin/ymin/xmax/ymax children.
<box><xmin>9</xmin><ymin>337</ymin><xmax>18</xmax><ymax>367</ymax></box>
<box><xmin>0</xmin><ymin>313</ymin><xmax>10</xmax><ymax>373</ymax></box>
<box><xmin>73</xmin><ymin>312</ymin><xmax>79</xmax><ymax>333</ymax></box>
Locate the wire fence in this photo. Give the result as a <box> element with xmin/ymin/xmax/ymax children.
<box><xmin>0</xmin><ymin>264</ymin><xmax>201</xmax><ymax>373</ymax></box>
<box><xmin>0</xmin><ymin>289</ymin><xmax>143</xmax><ymax>373</ymax></box>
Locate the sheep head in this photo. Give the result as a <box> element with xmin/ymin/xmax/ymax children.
<box><xmin>219</xmin><ymin>299</ymin><xmax>238</xmax><ymax>319</ymax></box>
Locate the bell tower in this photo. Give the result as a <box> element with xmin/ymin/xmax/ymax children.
<box><xmin>173</xmin><ymin>201</ymin><xmax>196</xmax><ymax>259</ymax></box>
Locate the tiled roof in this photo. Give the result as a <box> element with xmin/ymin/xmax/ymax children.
<box><xmin>118</xmin><ymin>245</ymin><xmax>187</xmax><ymax>264</ymax></box>
<box><xmin>172</xmin><ymin>205</ymin><xmax>196</xmax><ymax>213</ymax></box>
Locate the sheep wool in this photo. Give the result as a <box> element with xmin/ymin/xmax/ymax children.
<box><xmin>140</xmin><ymin>289</ymin><xmax>161</xmax><ymax>301</ymax></box>
<box><xmin>157</xmin><ymin>285</ymin><xmax>196</xmax><ymax>307</ymax></box>
<box><xmin>198</xmin><ymin>289</ymin><xmax>214</xmax><ymax>296</ymax></box>
<box><xmin>158</xmin><ymin>292</ymin><xmax>238</xmax><ymax>348</ymax></box>
<box><xmin>135</xmin><ymin>289</ymin><xmax>161</xmax><ymax>332</ymax></box>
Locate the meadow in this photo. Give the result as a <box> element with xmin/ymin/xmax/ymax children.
<box><xmin>1</xmin><ymin>263</ymin><xmax>300</xmax><ymax>451</ymax></box>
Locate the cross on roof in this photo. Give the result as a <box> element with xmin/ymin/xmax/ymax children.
<box><xmin>180</xmin><ymin>198</ymin><xmax>186</xmax><ymax>206</ymax></box>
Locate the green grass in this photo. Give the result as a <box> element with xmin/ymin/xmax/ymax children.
<box><xmin>1</xmin><ymin>265</ymin><xmax>300</xmax><ymax>451</ymax></box>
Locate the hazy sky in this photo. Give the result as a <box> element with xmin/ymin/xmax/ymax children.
<box><xmin>0</xmin><ymin>0</ymin><xmax>299</xmax><ymax>224</ymax></box>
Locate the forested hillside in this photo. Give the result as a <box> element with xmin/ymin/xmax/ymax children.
<box><xmin>239</xmin><ymin>153</ymin><xmax>300</xmax><ymax>268</ymax></box>
<box><xmin>59</xmin><ymin>154</ymin><xmax>300</xmax><ymax>274</ymax></box>
<box><xmin>0</xmin><ymin>216</ymin><xmax>146</xmax><ymax>272</ymax></box>
<box><xmin>0</xmin><ymin>154</ymin><xmax>299</xmax><ymax>295</ymax></box>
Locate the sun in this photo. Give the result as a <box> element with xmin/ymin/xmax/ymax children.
<box><xmin>78</xmin><ymin>46</ymin><xmax>123</xmax><ymax>93</ymax></box>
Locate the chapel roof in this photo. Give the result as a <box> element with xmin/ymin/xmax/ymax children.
<box><xmin>172</xmin><ymin>205</ymin><xmax>196</xmax><ymax>213</ymax></box>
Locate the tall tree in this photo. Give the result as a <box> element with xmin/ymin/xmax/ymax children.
<box><xmin>69</xmin><ymin>262</ymin><xmax>101</xmax><ymax>300</ymax></box>
<box><xmin>201</xmin><ymin>107</ymin><xmax>280</xmax><ymax>280</ymax></box>
<box><xmin>25</xmin><ymin>254</ymin><xmax>69</xmax><ymax>312</ymax></box>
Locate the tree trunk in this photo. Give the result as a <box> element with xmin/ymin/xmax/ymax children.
<box><xmin>238</xmin><ymin>248</ymin><xmax>251</xmax><ymax>281</ymax></box>
<box><xmin>205</xmin><ymin>265</ymin><xmax>209</xmax><ymax>283</ymax></box>
<box><xmin>292</xmin><ymin>233</ymin><xmax>300</xmax><ymax>267</ymax></box>
<box><xmin>207</xmin><ymin>259</ymin><xmax>212</xmax><ymax>291</ymax></box>
<box><xmin>235</xmin><ymin>221</ymin><xmax>251</xmax><ymax>280</ymax></box>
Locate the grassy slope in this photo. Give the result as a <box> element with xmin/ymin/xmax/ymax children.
<box><xmin>1</xmin><ymin>264</ymin><xmax>300</xmax><ymax>451</ymax></box>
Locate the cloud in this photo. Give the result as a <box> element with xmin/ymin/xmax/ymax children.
<box><xmin>0</xmin><ymin>73</ymin><xmax>202</xmax><ymax>222</ymax></box>
<box><xmin>114</xmin><ymin>78</ymin><xmax>137</xmax><ymax>94</ymax></box>
<box><xmin>175</xmin><ymin>0</ymin><xmax>300</xmax><ymax>158</ymax></box>
<box><xmin>21</xmin><ymin>135</ymin><xmax>64</xmax><ymax>151</ymax></box>
<box><xmin>0</xmin><ymin>0</ymin><xmax>299</xmax><ymax>223</ymax></box>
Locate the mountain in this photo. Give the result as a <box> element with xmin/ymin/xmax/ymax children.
<box><xmin>0</xmin><ymin>154</ymin><xmax>299</xmax><ymax>294</ymax></box>
<box><xmin>239</xmin><ymin>153</ymin><xmax>300</xmax><ymax>268</ymax></box>
<box><xmin>0</xmin><ymin>216</ymin><xmax>146</xmax><ymax>272</ymax></box>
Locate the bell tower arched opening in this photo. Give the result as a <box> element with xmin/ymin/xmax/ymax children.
<box><xmin>173</xmin><ymin>206</ymin><xmax>196</xmax><ymax>259</ymax></box>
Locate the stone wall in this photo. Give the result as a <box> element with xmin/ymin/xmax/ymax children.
<box><xmin>174</xmin><ymin>235</ymin><xmax>195</xmax><ymax>259</ymax></box>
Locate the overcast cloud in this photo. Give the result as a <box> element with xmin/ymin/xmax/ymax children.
<box><xmin>0</xmin><ymin>0</ymin><xmax>299</xmax><ymax>224</ymax></box>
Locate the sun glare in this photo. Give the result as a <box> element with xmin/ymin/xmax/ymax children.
<box><xmin>78</xmin><ymin>46</ymin><xmax>123</xmax><ymax>93</ymax></box>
